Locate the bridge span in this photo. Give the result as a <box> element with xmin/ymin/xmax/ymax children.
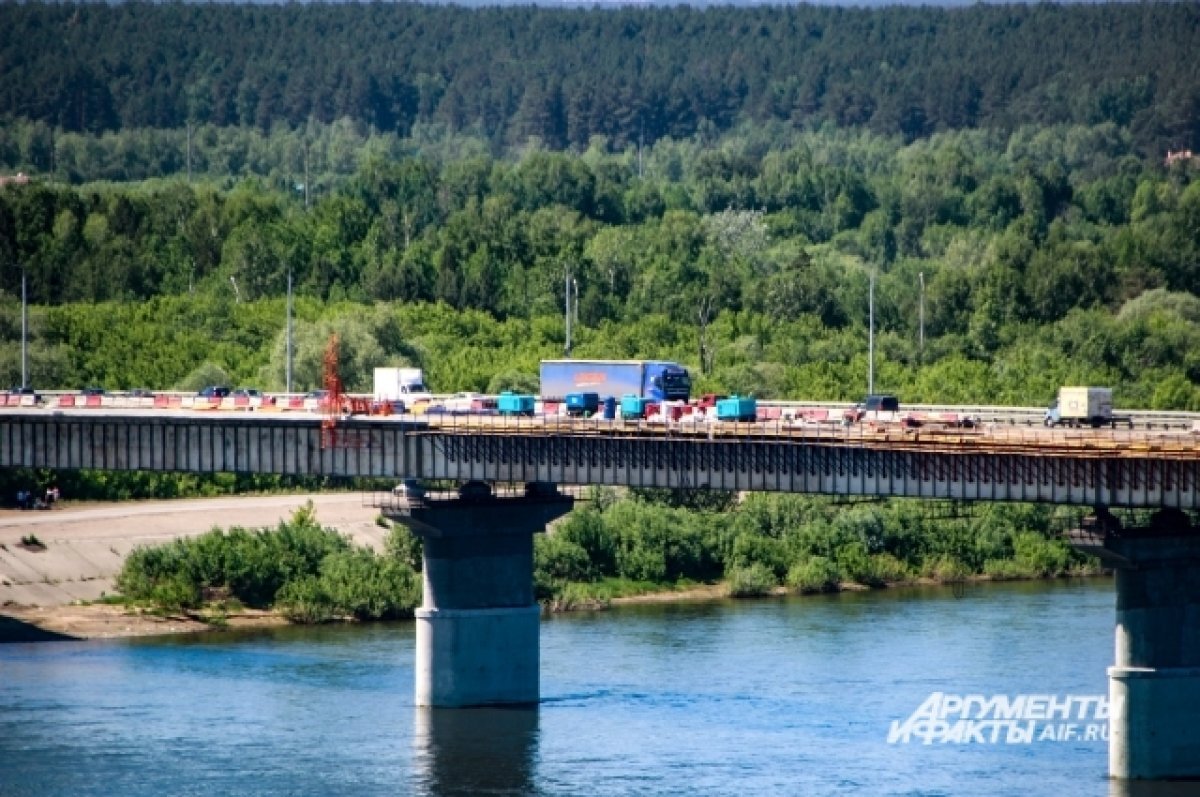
<box><xmin>2</xmin><ymin>408</ymin><xmax>1199</xmax><ymax>507</ymax></box>
<box><xmin>3</xmin><ymin>408</ymin><xmax>1199</xmax><ymax>781</ymax></box>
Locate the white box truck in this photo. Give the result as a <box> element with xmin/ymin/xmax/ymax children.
<box><xmin>373</xmin><ymin>367</ymin><xmax>432</xmax><ymax>412</ymax></box>
<box><xmin>1044</xmin><ymin>386</ymin><xmax>1131</xmax><ymax>428</ymax></box>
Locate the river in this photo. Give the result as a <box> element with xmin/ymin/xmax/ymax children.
<box><xmin>0</xmin><ymin>579</ymin><xmax>1181</xmax><ymax>796</ymax></box>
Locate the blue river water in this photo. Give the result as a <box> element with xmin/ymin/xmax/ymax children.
<box><xmin>0</xmin><ymin>579</ymin><xmax>1184</xmax><ymax>796</ymax></box>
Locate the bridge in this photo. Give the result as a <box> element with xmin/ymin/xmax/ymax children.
<box><xmin>2</xmin><ymin>406</ymin><xmax>1199</xmax><ymax>781</ymax></box>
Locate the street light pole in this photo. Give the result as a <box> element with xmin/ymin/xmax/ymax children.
<box><xmin>286</xmin><ymin>269</ymin><xmax>293</xmax><ymax>394</ymax></box>
<box><xmin>564</xmin><ymin>268</ymin><xmax>572</xmax><ymax>357</ymax></box>
<box><xmin>21</xmin><ymin>266</ymin><xmax>28</xmax><ymax>389</ymax></box>
<box><xmin>918</xmin><ymin>271</ymin><xmax>925</xmax><ymax>362</ymax></box>
<box><xmin>868</xmin><ymin>269</ymin><xmax>875</xmax><ymax>396</ymax></box>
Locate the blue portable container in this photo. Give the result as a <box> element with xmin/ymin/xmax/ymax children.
<box><xmin>716</xmin><ymin>395</ymin><xmax>757</xmax><ymax>422</ymax></box>
<box><xmin>602</xmin><ymin>396</ymin><xmax>617</xmax><ymax>420</ymax></box>
<box><xmin>565</xmin><ymin>391</ymin><xmax>600</xmax><ymax>417</ymax></box>
<box><xmin>620</xmin><ymin>394</ymin><xmax>648</xmax><ymax>419</ymax></box>
<box><xmin>497</xmin><ymin>391</ymin><xmax>535</xmax><ymax>416</ymax></box>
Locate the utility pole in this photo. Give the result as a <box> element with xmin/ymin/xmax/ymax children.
<box><xmin>868</xmin><ymin>270</ymin><xmax>875</xmax><ymax>396</ymax></box>
<box><xmin>564</xmin><ymin>268</ymin><xmax>572</xmax><ymax>357</ymax></box>
<box><xmin>21</xmin><ymin>266</ymin><xmax>28</xmax><ymax>389</ymax></box>
<box><xmin>303</xmin><ymin>140</ymin><xmax>311</xmax><ymax>210</ymax></box>
<box><xmin>230</xmin><ymin>275</ymin><xmax>240</xmax><ymax>304</ymax></box>
<box><xmin>286</xmin><ymin>269</ymin><xmax>293</xmax><ymax>394</ymax></box>
<box><xmin>918</xmin><ymin>271</ymin><xmax>925</xmax><ymax>362</ymax></box>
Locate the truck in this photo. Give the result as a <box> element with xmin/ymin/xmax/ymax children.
<box><xmin>373</xmin><ymin>367</ymin><xmax>432</xmax><ymax>412</ymax></box>
<box><xmin>539</xmin><ymin>359</ymin><xmax>692</xmax><ymax>403</ymax></box>
<box><xmin>1044</xmin><ymin>386</ymin><xmax>1131</xmax><ymax>428</ymax></box>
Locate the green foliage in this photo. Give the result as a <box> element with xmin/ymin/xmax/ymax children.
<box><xmin>115</xmin><ymin>502</ymin><xmax>420</xmax><ymax>621</ymax></box>
<box><xmin>786</xmin><ymin>557</ymin><xmax>842</xmax><ymax>594</ymax></box>
<box><xmin>383</xmin><ymin>524</ymin><xmax>424</xmax><ymax>572</ymax></box>
<box><xmin>2</xmin><ymin>119</ymin><xmax>1198</xmax><ymax>419</ymax></box>
<box><xmin>529</xmin><ymin>492</ymin><xmax>1099</xmax><ymax>606</ymax></box>
<box><xmin>727</xmin><ymin>563</ymin><xmax>777</xmax><ymax>598</ymax></box>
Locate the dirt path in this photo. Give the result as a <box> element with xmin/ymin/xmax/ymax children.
<box><xmin>0</xmin><ymin>494</ymin><xmax>387</xmax><ymax>639</ymax></box>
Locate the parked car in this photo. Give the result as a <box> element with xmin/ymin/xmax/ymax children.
<box><xmin>233</xmin><ymin>388</ymin><xmax>262</xmax><ymax>398</ymax></box>
<box><xmin>197</xmin><ymin>385</ymin><xmax>232</xmax><ymax>399</ymax></box>
<box><xmin>392</xmin><ymin>479</ymin><xmax>426</xmax><ymax>501</ymax></box>
<box><xmin>442</xmin><ymin>392</ymin><xmax>488</xmax><ymax>413</ymax></box>
<box><xmin>5</xmin><ymin>385</ymin><xmax>42</xmax><ymax>403</ymax></box>
<box><xmin>127</xmin><ymin>388</ymin><xmax>154</xmax><ymax>398</ymax></box>
<box><xmin>80</xmin><ymin>387</ymin><xmax>106</xmax><ymax>396</ymax></box>
<box><xmin>844</xmin><ymin>393</ymin><xmax>900</xmax><ymax>423</ymax></box>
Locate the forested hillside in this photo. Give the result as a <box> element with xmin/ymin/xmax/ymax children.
<box><xmin>2</xmin><ymin>122</ymin><xmax>1199</xmax><ymax>409</ymax></box>
<box><xmin>0</xmin><ymin>2</ymin><xmax>1198</xmax><ymax>413</ymax></box>
<box><xmin>1</xmin><ymin>2</ymin><xmax>1198</xmax><ymax>155</ymax></box>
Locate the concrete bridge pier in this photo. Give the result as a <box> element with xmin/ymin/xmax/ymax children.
<box><xmin>1072</xmin><ymin>509</ymin><xmax>1200</xmax><ymax>781</ymax></box>
<box><xmin>387</xmin><ymin>485</ymin><xmax>573</xmax><ymax>708</ymax></box>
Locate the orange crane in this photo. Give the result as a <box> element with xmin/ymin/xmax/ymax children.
<box><xmin>320</xmin><ymin>334</ymin><xmax>376</xmax><ymax>448</ymax></box>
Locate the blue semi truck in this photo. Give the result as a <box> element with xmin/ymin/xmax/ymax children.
<box><xmin>539</xmin><ymin>359</ymin><xmax>692</xmax><ymax>404</ymax></box>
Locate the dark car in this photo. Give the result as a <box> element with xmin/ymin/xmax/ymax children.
<box><xmin>862</xmin><ymin>394</ymin><xmax>900</xmax><ymax>413</ymax></box>
<box><xmin>197</xmin><ymin>385</ymin><xmax>232</xmax><ymax>399</ymax></box>
<box><xmin>128</xmin><ymin>388</ymin><xmax>154</xmax><ymax>398</ymax></box>
<box><xmin>233</xmin><ymin>388</ymin><xmax>262</xmax><ymax>398</ymax></box>
<box><xmin>80</xmin><ymin>387</ymin><xmax>106</xmax><ymax>396</ymax></box>
<box><xmin>6</xmin><ymin>385</ymin><xmax>42</xmax><ymax>402</ymax></box>
<box><xmin>844</xmin><ymin>393</ymin><xmax>900</xmax><ymax>423</ymax></box>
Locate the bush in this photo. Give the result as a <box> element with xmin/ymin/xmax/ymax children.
<box><xmin>982</xmin><ymin>558</ymin><xmax>1033</xmax><ymax>580</ymax></box>
<box><xmin>786</xmin><ymin>556</ymin><xmax>842</xmax><ymax>594</ymax></box>
<box><xmin>114</xmin><ymin>503</ymin><xmax>406</xmax><ymax>619</ymax></box>
<box><xmin>924</xmin><ymin>556</ymin><xmax>971</xmax><ymax>582</ymax></box>
<box><xmin>1012</xmin><ymin>532</ymin><xmax>1072</xmax><ymax>577</ymax></box>
<box><xmin>727</xmin><ymin>563</ymin><xmax>776</xmax><ymax>598</ymax></box>
<box><xmin>555</xmin><ymin>507</ymin><xmax>616</xmax><ymax>577</ymax></box>
<box><xmin>316</xmin><ymin>549</ymin><xmax>420</xmax><ymax>621</ymax></box>
<box><xmin>275</xmin><ymin>576</ymin><xmax>336</xmax><ymax>623</ymax></box>
<box><xmin>384</xmin><ymin>524</ymin><xmax>423</xmax><ymax>571</ymax></box>
<box><xmin>865</xmin><ymin>553</ymin><xmax>911</xmax><ymax>586</ymax></box>
<box><xmin>150</xmin><ymin>573</ymin><xmax>202</xmax><ymax>612</ymax></box>
<box><xmin>535</xmin><ymin>534</ymin><xmax>594</xmax><ymax>585</ymax></box>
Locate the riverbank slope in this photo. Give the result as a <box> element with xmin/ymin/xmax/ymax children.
<box><xmin>0</xmin><ymin>494</ymin><xmax>385</xmax><ymax>638</ymax></box>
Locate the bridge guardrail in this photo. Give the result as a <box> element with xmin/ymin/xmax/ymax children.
<box><xmin>6</xmin><ymin>390</ymin><xmax>1200</xmax><ymax>430</ymax></box>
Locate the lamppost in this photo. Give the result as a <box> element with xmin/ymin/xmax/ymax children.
<box><xmin>868</xmin><ymin>269</ymin><xmax>875</xmax><ymax>395</ymax></box>
<box><xmin>564</xmin><ymin>268</ymin><xmax>573</xmax><ymax>357</ymax></box>
<box><xmin>21</xmin><ymin>265</ymin><xmax>28</xmax><ymax>389</ymax></box>
<box><xmin>918</xmin><ymin>271</ymin><xmax>925</xmax><ymax>362</ymax></box>
<box><xmin>286</xmin><ymin>269</ymin><xmax>293</xmax><ymax>394</ymax></box>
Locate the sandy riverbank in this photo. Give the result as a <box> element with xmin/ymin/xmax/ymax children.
<box><xmin>0</xmin><ymin>494</ymin><xmax>386</xmax><ymax>640</ymax></box>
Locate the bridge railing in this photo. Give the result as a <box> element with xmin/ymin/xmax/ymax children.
<box><xmin>391</xmin><ymin>412</ymin><xmax>1200</xmax><ymax>458</ymax></box>
<box><xmin>6</xmin><ymin>390</ymin><xmax>1200</xmax><ymax>432</ymax></box>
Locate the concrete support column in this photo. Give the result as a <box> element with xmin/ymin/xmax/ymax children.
<box><xmin>1089</xmin><ymin>511</ymin><xmax>1200</xmax><ymax>781</ymax></box>
<box><xmin>390</xmin><ymin>488</ymin><xmax>573</xmax><ymax>708</ymax></box>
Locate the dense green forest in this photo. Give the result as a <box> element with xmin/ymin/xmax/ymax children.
<box><xmin>1</xmin><ymin>2</ymin><xmax>1198</xmax><ymax>157</ymax></box>
<box><xmin>2</xmin><ymin>122</ymin><xmax>1199</xmax><ymax>410</ymax></box>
